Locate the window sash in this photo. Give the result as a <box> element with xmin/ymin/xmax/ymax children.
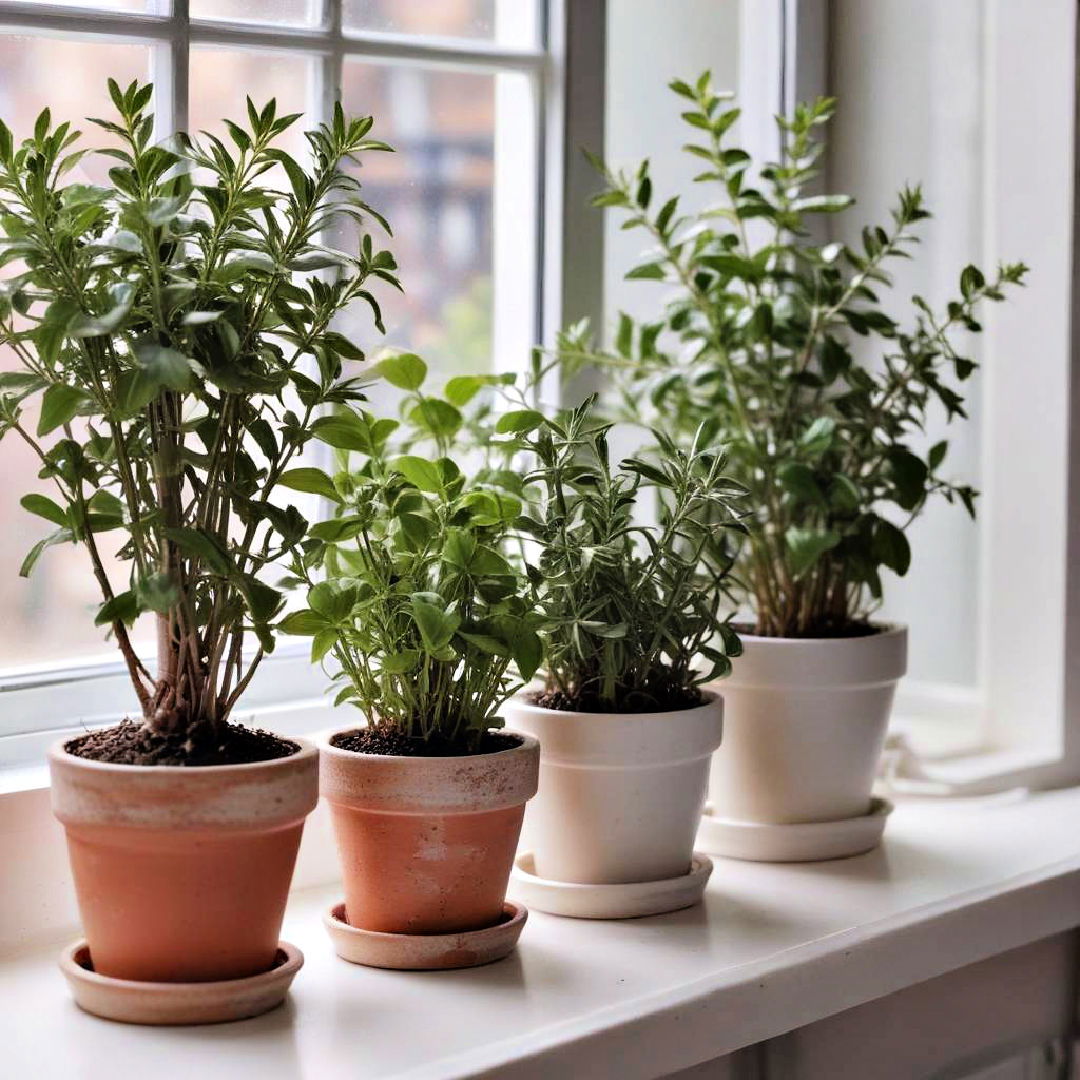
<box><xmin>0</xmin><ymin>0</ymin><xmax>583</xmax><ymax>744</ymax></box>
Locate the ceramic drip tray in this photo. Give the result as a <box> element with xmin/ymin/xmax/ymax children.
<box><xmin>324</xmin><ymin>901</ymin><xmax>527</xmax><ymax>970</ymax></box>
<box><xmin>697</xmin><ymin>797</ymin><xmax>894</xmax><ymax>862</ymax></box>
<box><xmin>511</xmin><ymin>852</ymin><xmax>714</xmax><ymax>919</ymax></box>
<box><xmin>59</xmin><ymin>941</ymin><xmax>303</xmax><ymax>1025</ymax></box>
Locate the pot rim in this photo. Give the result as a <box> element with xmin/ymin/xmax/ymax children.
<box><xmin>317</xmin><ymin>725</ymin><xmax>539</xmax><ymax>763</ymax></box>
<box><xmin>732</xmin><ymin>620</ymin><xmax>907</xmax><ymax>645</ymax></box>
<box><xmin>506</xmin><ymin>687</ymin><xmax>720</xmax><ymax>723</ymax></box>
<box><xmin>48</xmin><ymin>733</ymin><xmax>318</xmax><ymax>775</ymax></box>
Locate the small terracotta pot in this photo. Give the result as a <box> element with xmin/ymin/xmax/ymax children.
<box><xmin>49</xmin><ymin>737</ymin><xmax>319</xmax><ymax>983</ymax></box>
<box><xmin>319</xmin><ymin>728</ymin><xmax>539</xmax><ymax>934</ymax></box>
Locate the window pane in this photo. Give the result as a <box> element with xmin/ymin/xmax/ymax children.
<box><xmin>0</xmin><ymin>37</ymin><xmax>153</xmax><ymax>668</ymax></box>
<box><xmin>189</xmin><ymin>47</ymin><xmax>313</xmax><ymax>164</ymax></box>
<box><xmin>191</xmin><ymin>0</ymin><xmax>315</xmax><ymax>25</ymax></box>
<box><xmin>337</xmin><ymin>62</ymin><xmax>538</xmax><ymax>382</ymax></box>
<box><xmin>344</xmin><ymin>0</ymin><xmax>539</xmax><ymax>48</ymax></box>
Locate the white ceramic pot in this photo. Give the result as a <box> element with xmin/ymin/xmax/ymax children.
<box><xmin>707</xmin><ymin>624</ymin><xmax>907</xmax><ymax>824</ymax></box>
<box><xmin>504</xmin><ymin>692</ymin><xmax>723</xmax><ymax>884</ymax></box>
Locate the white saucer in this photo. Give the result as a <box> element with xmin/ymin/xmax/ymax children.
<box><xmin>510</xmin><ymin>852</ymin><xmax>713</xmax><ymax>919</ymax></box>
<box><xmin>697</xmin><ymin>798</ymin><xmax>894</xmax><ymax>862</ymax></box>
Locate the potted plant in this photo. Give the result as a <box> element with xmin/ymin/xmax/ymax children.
<box><xmin>0</xmin><ymin>80</ymin><xmax>395</xmax><ymax>1016</ymax></box>
<box><xmin>281</xmin><ymin>354</ymin><xmax>541</xmax><ymax>968</ymax></box>
<box><xmin>565</xmin><ymin>74</ymin><xmax>1025</xmax><ymax>850</ymax></box>
<box><xmin>501</xmin><ymin>395</ymin><xmax>744</xmax><ymax>914</ymax></box>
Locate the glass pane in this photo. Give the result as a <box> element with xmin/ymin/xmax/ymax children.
<box><xmin>336</xmin><ymin>62</ymin><xmax>538</xmax><ymax>385</ymax></box>
<box><xmin>16</xmin><ymin>0</ymin><xmax>145</xmax><ymax>10</ymax></box>
<box><xmin>191</xmin><ymin>0</ymin><xmax>315</xmax><ymax>25</ymax></box>
<box><xmin>189</xmin><ymin>47</ymin><xmax>313</xmax><ymax>165</ymax></box>
<box><xmin>344</xmin><ymin>0</ymin><xmax>539</xmax><ymax>47</ymax></box>
<box><xmin>0</xmin><ymin>37</ymin><xmax>154</xmax><ymax>668</ymax></box>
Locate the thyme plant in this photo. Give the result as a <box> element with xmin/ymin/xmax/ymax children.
<box><xmin>508</xmin><ymin>396</ymin><xmax>744</xmax><ymax>713</ymax></box>
<box><xmin>570</xmin><ymin>75</ymin><xmax>1026</xmax><ymax>638</ymax></box>
<box><xmin>0</xmin><ymin>80</ymin><xmax>396</xmax><ymax>751</ymax></box>
<box><xmin>280</xmin><ymin>354</ymin><xmax>542</xmax><ymax>750</ymax></box>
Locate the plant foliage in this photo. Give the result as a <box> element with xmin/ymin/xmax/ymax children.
<box><xmin>508</xmin><ymin>393</ymin><xmax>745</xmax><ymax>712</ymax></box>
<box><xmin>0</xmin><ymin>79</ymin><xmax>396</xmax><ymax>743</ymax></box>
<box><xmin>280</xmin><ymin>354</ymin><xmax>542</xmax><ymax>749</ymax></box>
<box><xmin>567</xmin><ymin>74</ymin><xmax>1026</xmax><ymax>637</ymax></box>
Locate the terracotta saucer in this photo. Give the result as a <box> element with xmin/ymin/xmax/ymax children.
<box><xmin>59</xmin><ymin>941</ymin><xmax>303</xmax><ymax>1025</ymax></box>
<box><xmin>510</xmin><ymin>852</ymin><xmax>714</xmax><ymax>919</ymax></box>
<box><xmin>697</xmin><ymin>797</ymin><xmax>894</xmax><ymax>862</ymax></box>
<box><xmin>324</xmin><ymin>901</ymin><xmax>527</xmax><ymax>970</ymax></box>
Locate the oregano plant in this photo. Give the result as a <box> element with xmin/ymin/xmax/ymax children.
<box><xmin>0</xmin><ymin>79</ymin><xmax>396</xmax><ymax>757</ymax></box>
<box><xmin>565</xmin><ymin>74</ymin><xmax>1026</xmax><ymax>638</ymax></box>
<box><xmin>280</xmin><ymin>353</ymin><xmax>543</xmax><ymax>751</ymax></box>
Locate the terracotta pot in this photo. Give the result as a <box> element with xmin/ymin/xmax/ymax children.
<box><xmin>319</xmin><ymin>728</ymin><xmax>539</xmax><ymax>934</ymax></box>
<box><xmin>707</xmin><ymin>625</ymin><xmax>907</xmax><ymax>824</ymax></box>
<box><xmin>504</xmin><ymin>692</ymin><xmax>724</xmax><ymax>885</ymax></box>
<box><xmin>49</xmin><ymin>737</ymin><xmax>319</xmax><ymax>983</ymax></box>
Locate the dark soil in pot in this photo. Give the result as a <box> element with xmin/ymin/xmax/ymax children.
<box><xmin>330</xmin><ymin>727</ymin><xmax>521</xmax><ymax>758</ymax></box>
<box><xmin>530</xmin><ymin>686</ymin><xmax>704</xmax><ymax>713</ymax></box>
<box><xmin>734</xmin><ymin>619</ymin><xmax>883</xmax><ymax>640</ymax></box>
<box><xmin>66</xmin><ymin>719</ymin><xmax>300</xmax><ymax>766</ymax></box>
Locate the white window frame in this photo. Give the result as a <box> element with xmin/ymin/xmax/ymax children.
<box><xmin>0</xmin><ymin>0</ymin><xmax>607</xmax><ymax>767</ymax></box>
<box><xmin>747</xmin><ymin>0</ymin><xmax>1080</xmax><ymax>791</ymax></box>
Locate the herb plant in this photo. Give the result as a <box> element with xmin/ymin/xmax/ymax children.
<box><xmin>280</xmin><ymin>353</ymin><xmax>542</xmax><ymax>750</ymax></box>
<box><xmin>0</xmin><ymin>79</ymin><xmax>396</xmax><ymax>752</ymax></box>
<box><xmin>568</xmin><ymin>75</ymin><xmax>1026</xmax><ymax>638</ymax></box>
<box><xmin>510</xmin><ymin>395</ymin><xmax>744</xmax><ymax>713</ymax></box>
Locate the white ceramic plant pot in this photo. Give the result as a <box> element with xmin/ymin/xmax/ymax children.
<box><xmin>707</xmin><ymin>625</ymin><xmax>907</xmax><ymax>824</ymax></box>
<box><xmin>504</xmin><ymin>692</ymin><xmax>723</xmax><ymax>884</ymax></box>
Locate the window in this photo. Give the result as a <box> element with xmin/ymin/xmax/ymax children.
<box><xmin>814</xmin><ymin>0</ymin><xmax>1080</xmax><ymax>786</ymax></box>
<box><xmin>0</xmin><ymin>0</ymin><xmax>574</xmax><ymax>757</ymax></box>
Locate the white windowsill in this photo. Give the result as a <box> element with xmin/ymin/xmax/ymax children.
<box><xmin>3</xmin><ymin>789</ymin><xmax>1080</xmax><ymax>1079</ymax></box>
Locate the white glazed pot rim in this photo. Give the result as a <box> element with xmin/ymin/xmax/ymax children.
<box><xmin>318</xmin><ymin>725</ymin><xmax>540</xmax><ymax>814</ymax></box>
<box><xmin>505</xmin><ymin>690</ymin><xmax>724</xmax><ymax>769</ymax></box>
<box><xmin>722</xmin><ymin>622</ymin><xmax>908</xmax><ymax>690</ymax></box>
<box><xmin>49</xmin><ymin>736</ymin><xmax>320</xmax><ymax>830</ymax></box>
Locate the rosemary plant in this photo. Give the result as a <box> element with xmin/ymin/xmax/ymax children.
<box><xmin>568</xmin><ymin>75</ymin><xmax>1026</xmax><ymax>638</ymax></box>
<box><xmin>509</xmin><ymin>395</ymin><xmax>745</xmax><ymax>713</ymax></box>
<box><xmin>0</xmin><ymin>80</ymin><xmax>396</xmax><ymax>754</ymax></box>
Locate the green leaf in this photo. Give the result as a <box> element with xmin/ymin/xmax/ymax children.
<box><xmin>20</xmin><ymin>494</ymin><xmax>67</xmax><ymax>527</ymax></box>
<box><xmin>512</xmin><ymin>629</ymin><xmax>543</xmax><ymax>682</ymax></box>
<box><xmin>311</xmin><ymin>629</ymin><xmax>338</xmax><ymax>662</ymax></box>
<box><xmin>392</xmin><ymin>455</ymin><xmax>444</xmax><ymax>493</ymax></box>
<box><xmin>94</xmin><ymin>590</ymin><xmax>140</xmax><ymax>628</ymax></box>
<box><xmin>278</xmin><ymin>609</ymin><xmax>329</xmax><ymax>636</ymax></box>
<box><xmin>381</xmin><ymin>650</ymin><xmax>419</xmax><ymax>675</ymax></box>
<box><xmin>279</xmin><ymin>467</ymin><xmax>341</xmax><ymax>503</ymax></box>
<box><xmin>239</xmin><ymin>575</ymin><xmax>283</xmax><ymax>623</ymax></box>
<box><xmin>408</xmin><ymin>398</ymin><xmax>461</xmax><ymax>439</ymax></box>
<box><xmin>626</xmin><ymin>262</ymin><xmax>665</xmax><ymax>281</ymax></box>
<box><xmin>136</xmin><ymin>572</ymin><xmax>178</xmax><ymax>614</ymax></box>
<box><xmin>786</xmin><ymin>526</ymin><xmax>841</xmax><ymax>579</ymax></box>
<box><xmin>20</xmin><ymin>527</ymin><xmax>73</xmax><ymax>577</ymax></box>
<box><xmin>37</xmin><ymin>384</ymin><xmax>85</xmax><ymax>436</ymax></box>
<box><xmin>134</xmin><ymin>340</ymin><xmax>193</xmax><ymax>391</ymax></box>
<box><xmin>777</xmin><ymin>462</ymin><xmax>824</xmax><ymax>505</ymax></box>
<box><xmin>164</xmin><ymin>526</ymin><xmax>233</xmax><ymax>575</ymax></box>
<box><xmin>495</xmin><ymin>409</ymin><xmax>544</xmax><ymax>435</ymax></box>
<box><xmin>873</xmin><ymin>518</ymin><xmax>911</xmax><ymax>576</ymax></box>
<box><xmin>887</xmin><ymin>449</ymin><xmax>929</xmax><ymax>511</ymax></box>
<box><xmin>310</xmin><ymin>413</ymin><xmax>373</xmax><ymax>452</ymax></box>
<box><xmin>799</xmin><ymin>417</ymin><xmax>835</xmax><ymax>457</ymax></box>
<box><xmin>410</xmin><ymin>596</ymin><xmax>459</xmax><ymax>652</ymax></box>
<box><xmin>374</xmin><ymin>351</ymin><xmax>426</xmax><ymax>391</ymax></box>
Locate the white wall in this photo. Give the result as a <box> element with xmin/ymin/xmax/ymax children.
<box><xmin>830</xmin><ymin>0</ymin><xmax>1074</xmax><ymax>758</ymax></box>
